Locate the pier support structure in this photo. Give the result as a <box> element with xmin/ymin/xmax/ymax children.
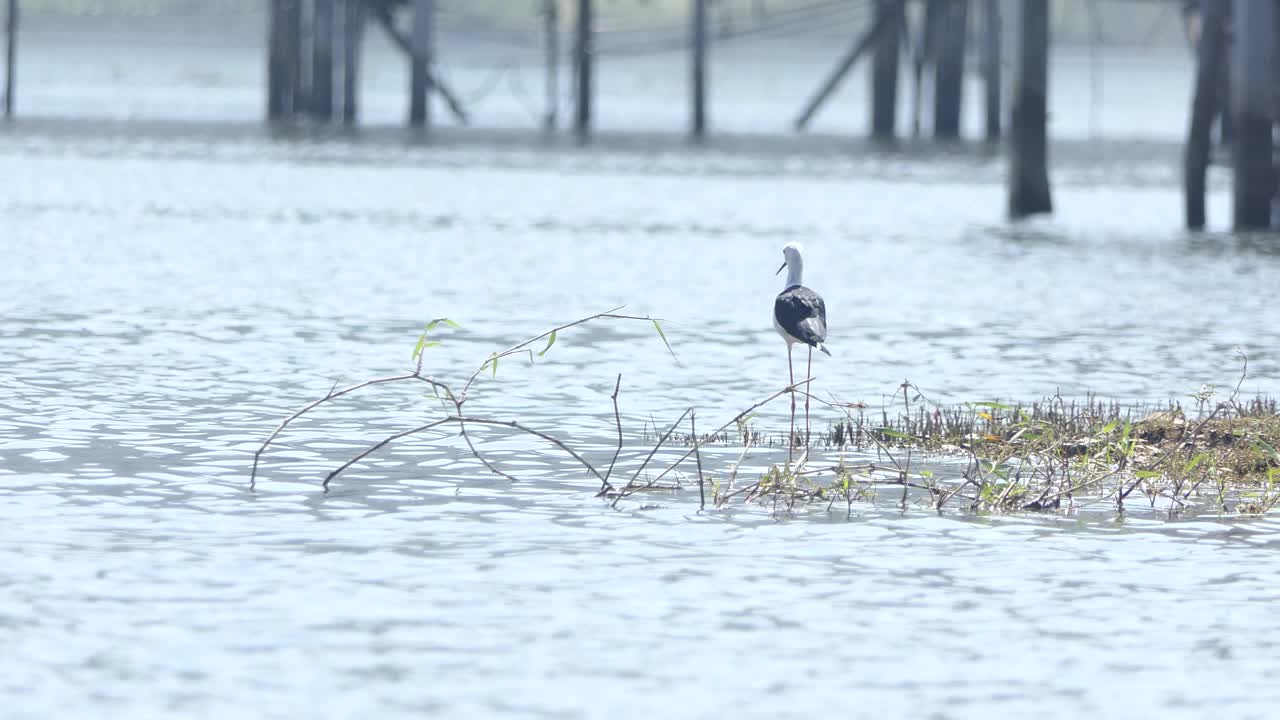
<box><xmin>932</xmin><ymin>0</ymin><xmax>968</xmax><ymax>139</ymax></box>
<box><xmin>574</xmin><ymin>0</ymin><xmax>594</xmax><ymax>140</ymax></box>
<box><xmin>312</xmin><ymin>0</ymin><xmax>336</xmax><ymax>121</ymax></box>
<box><xmin>1008</xmin><ymin>0</ymin><xmax>1052</xmax><ymax>218</ymax></box>
<box><xmin>4</xmin><ymin>0</ymin><xmax>15</xmax><ymax>119</ymax></box>
<box><xmin>981</xmin><ymin>0</ymin><xmax>1001</xmax><ymax>141</ymax></box>
<box><xmin>1185</xmin><ymin>0</ymin><xmax>1230</xmax><ymax>230</ymax></box>
<box><xmin>794</xmin><ymin>0</ymin><xmax>903</xmax><ymax>131</ymax></box>
<box><xmin>543</xmin><ymin>0</ymin><xmax>558</xmax><ymax>132</ymax></box>
<box><xmin>408</xmin><ymin>0</ymin><xmax>433</xmax><ymax>128</ymax></box>
<box><xmin>691</xmin><ymin>0</ymin><xmax>708</xmax><ymax>140</ymax></box>
<box><xmin>1231</xmin><ymin>0</ymin><xmax>1275</xmax><ymax>229</ymax></box>
<box><xmin>341</xmin><ymin>0</ymin><xmax>364</xmax><ymax>125</ymax></box>
<box><xmin>870</xmin><ymin>0</ymin><xmax>903</xmax><ymax>139</ymax></box>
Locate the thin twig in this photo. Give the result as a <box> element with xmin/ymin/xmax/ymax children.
<box><xmin>459</xmin><ymin>307</ymin><xmax>673</xmax><ymax>400</ymax></box>
<box><xmin>611</xmin><ymin>408</ymin><xmax>692</xmax><ymax>508</ymax></box>
<box><xmin>601</xmin><ymin>373</ymin><xmax>624</xmax><ymax>495</ymax></box>
<box><xmin>453</xmin><ymin>416</ymin><xmax>606</xmax><ymax>485</ymax></box>
<box><xmin>646</xmin><ymin>378</ymin><xmax>815</xmax><ymax>489</ymax></box>
<box><xmin>693</xmin><ymin>411</ymin><xmax>706</xmax><ymax>511</ymax></box>
<box><xmin>250</xmin><ymin>371</ymin><xmax>448</xmax><ymax>489</ymax></box>
<box><xmin>322</xmin><ymin>418</ymin><xmax>452</xmax><ymax>491</ymax></box>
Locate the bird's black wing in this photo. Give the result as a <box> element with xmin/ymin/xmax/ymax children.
<box><xmin>774</xmin><ymin>286</ymin><xmax>827</xmax><ymax>347</ymax></box>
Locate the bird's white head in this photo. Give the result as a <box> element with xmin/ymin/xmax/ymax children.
<box><xmin>776</xmin><ymin>242</ymin><xmax>805</xmax><ymax>287</ymax></box>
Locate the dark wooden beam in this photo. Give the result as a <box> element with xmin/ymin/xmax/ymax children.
<box><xmin>1008</xmin><ymin>0</ymin><xmax>1052</xmax><ymax>218</ymax></box>
<box><xmin>794</xmin><ymin>0</ymin><xmax>902</xmax><ymax>131</ymax></box>
<box><xmin>691</xmin><ymin>0</ymin><xmax>708</xmax><ymax>139</ymax></box>
<box><xmin>575</xmin><ymin>0</ymin><xmax>593</xmax><ymax>139</ymax></box>
<box><xmin>1232</xmin><ymin>0</ymin><xmax>1275</xmax><ymax>229</ymax></box>
<box><xmin>409</xmin><ymin>0</ymin><xmax>433</xmax><ymax>128</ymax></box>
<box><xmin>312</xmin><ymin>0</ymin><xmax>336</xmax><ymax>121</ymax></box>
<box><xmin>870</xmin><ymin>0</ymin><xmax>902</xmax><ymax>139</ymax></box>
<box><xmin>1185</xmin><ymin>0</ymin><xmax>1229</xmax><ymax>230</ymax></box>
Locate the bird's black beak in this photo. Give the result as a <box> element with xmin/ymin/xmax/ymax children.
<box><xmin>775</xmin><ymin>261</ymin><xmax>787</xmax><ymax>276</ymax></box>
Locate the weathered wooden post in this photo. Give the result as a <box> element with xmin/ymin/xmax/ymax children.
<box><xmin>544</xmin><ymin>0</ymin><xmax>558</xmax><ymax>132</ymax></box>
<box><xmin>3</xmin><ymin>0</ymin><xmax>15</xmax><ymax>119</ymax></box>
<box><xmin>268</xmin><ymin>0</ymin><xmax>296</xmax><ymax>121</ymax></box>
<box><xmin>870</xmin><ymin>0</ymin><xmax>901</xmax><ymax>139</ymax></box>
<box><xmin>312</xmin><ymin>0</ymin><xmax>336</xmax><ymax>121</ymax></box>
<box><xmin>1185</xmin><ymin>0</ymin><xmax>1229</xmax><ymax>230</ymax></box>
<box><xmin>1008</xmin><ymin>0</ymin><xmax>1052</xmax><ymax>218</ymax></box>
<box><xmin>341</xmin><ymin>0</ymin><xmax>364</xmax><ymax>126</ymax></box>
<box><xmin>794</xmin><ymin>0</ymin><xmax>901</xmax><ymax>130</ymax></box>
<box><xmin>691</xmin><ymin>0</ymin><xmax>708</xmax><ymax>139</ymax></box>
<box><xmin>1232</xmin><ymin>0</ymin><xmax>1274</xmax><ymax>229</ymax></box>
<box><xmin>294</xmin><ymin>0</ymin><xmax>310</xmax><ymax>112</ymax></box>
<box><xmin>981</xmin><ymin>0</ymin><xmax>1001</xmax><ymax>141</ymax></box>
<box><xmin>933</xmin><ymin>0</ymin><xmax>968</xmax><ymax>139</ymax></box>
<box><xmin>574</xmin><ymin>0</ymin><xmax>593</xmax><ymax>139</ymax></box>
<box><xmin>409</xmin><ymin>0</ymin><xmax>434</xmax><ymax>128</ymax></box>
<box><xmin>910</xmin><ymin>1</ymin><xmax>932</xmax><ymax>139</ymax></box>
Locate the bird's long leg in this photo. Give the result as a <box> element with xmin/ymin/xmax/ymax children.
<box><xmin>805</xmin><ymin>346</ymin><xmax>813</xmax><ymax>448</ymax></box>
<box><xmin>788</xmin><ymin>343</ymin><xmax>796</xmax><ymax>463</ymax></box>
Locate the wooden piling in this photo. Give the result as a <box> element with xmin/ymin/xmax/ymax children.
<box><xmin>409</xmin><ymin>0</ymin><xmax>434</xmax><ymax>128</ymax></box>
<box><xmin>1185</xmin><ymin>0</ymin><xmax>1229</xmax><ymax>230</ymax></box>
<box><xmin>910</xmin><ymin>0</ymin><xmax>932</xmax><ymax>139</ymax></box>
<box><xmin>341</xmin><ymin>0</ymin><xmax>364</xmax><ymax>126</ymax></box>
<box><xmin>794</xmin><ymin>0</ymin><xmax>902</xmax><ymax>131</ymax></box>
<box><xmin>870</xmin><ymin>0</ymin><xmax>901</xmax><ymax>139</ymax></box>
<box><xmin>294</xmin><ymin>0</ymin><xmax>310</xmax><ymax>113</ymax></box>
<box><xmin>268</xmin><ymin>0</ymin><xmax>294</xmax><ymax>121</ymax></box>
<box><xmin>981</xmin><ymin>0</ymin><xmax>1001</xmax><ymax>141</ymax></box>
<box><xmin>312</xmin><ymin>0</ymin><xmax>336</xmax><ymax>121</ymax></box>
<box><xmin>543</xmin><ymin>0</ymin><xmax>558</xmax><ymax>131</ymax></box>
<box><xmin>1231</xmin><ymin>0</ymin><xmax>1274</xmax><ymax>229</ymax></box>
<box><xmin>1008</xmin><ymin>0</ymin><xmax>1052</xmax><ymax>218</ymax></box>
<box><xmin>691</xmin><ymin>0</ymin><xmax>708</xmax><ymax>139</ymax></box>
<box><xmin>574</xmin><ymin>0</ymin><xmax>593</xmax><ymax>139</ymax></box>
<box><xmin>3</xmin><ymin>0</ymin><xmax>15</xmax><ymax>118</ymax></box>
<box><xmin>933</xmin><ymin>0</ymin><xmax>967</xmax><ymax>139</ymax></box>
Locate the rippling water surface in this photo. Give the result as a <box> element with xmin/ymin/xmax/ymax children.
<box><xmin>4</xmin><ymin>101</ymin><xmax>1280</xmax><ymax>717</ymax></box>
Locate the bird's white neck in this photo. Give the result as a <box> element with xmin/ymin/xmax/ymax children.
<box><xmin>784</xmin><ymin>256</ymin><xmax>803</xmax><ymax>288</ymax></box>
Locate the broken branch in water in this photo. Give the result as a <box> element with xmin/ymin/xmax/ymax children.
<box><xmin>251</xmin><ymin>307</ymin><xmax>674</xmax><ymax>493</ymax></box>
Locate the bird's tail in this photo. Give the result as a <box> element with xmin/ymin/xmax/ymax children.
<box><xmin>817</xmin><ymin>342</ymin><xmax>831</xmax><ymax>356</ymax></box>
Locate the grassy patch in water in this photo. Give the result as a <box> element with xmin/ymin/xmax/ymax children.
<box><xmin>657</xmin><ymin>388</ymin><xmax>1280</xmax><ymax>517</ymax></box>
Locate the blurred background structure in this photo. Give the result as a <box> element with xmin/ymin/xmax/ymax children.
<box><xmin>2</xmin><ymin>1</ymin><xmax>1271</xmax><ymax>227</ymax></box>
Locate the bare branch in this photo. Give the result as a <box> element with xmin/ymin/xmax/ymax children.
<box><xmin>451</xmin><ymin>416</ymin><xmax>606</xmax><ymax>485</ymax></box>
<box><xmin>459</xmin><ymin>306</ymin><xmax>671</xmax><ymax>400</ymax></box>
<box><xmin>645</xmin><ymin>378</ymin><xmax>815</xmax><ymax>489</ymax></box>
<box><xmin>322</xmin><ymin>418</ymin><xmax>452</xmax><ymax>491</ymax></box>
<box><xmin>693</xmin><ymin>411</ymin><xmax>706</xmax><ymax>511</ymax></box>
<box><xmin>600</xmin><ymin>373</ymin><xmax>624</xmax><ymax>495</ymax></box>
<box><xmin>612</xmin><ymin>407</ymin><xmax>693</xmax><ymax>508</ymax></box>
<box><xmin>250</xmin><ymin>371</ymin><xmax>450</xmax><ymax>489</ymax></box>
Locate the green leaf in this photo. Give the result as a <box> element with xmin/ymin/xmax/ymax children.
<box><xmin>413</xmin><ymin>318</ymin><xmax>459</xmax><ymax>360</ymax></box>
<box><xmin>1100</xmin><ymin>419</ymin><xmax>1119</xmax><ymax>434</ymax></box>
<box><xmin>876</xmin><ymin>428</ymin><xmax>910</xmax><ymax>440</ymax></box>
<box><xmin>1254</xmin><ymin>439</ymin><xmax>1280</xmax><ymax>461</ymax></box>
<box><xmin>1135</xmin><ymin>470</ymin><xmax>1163</xmax><ymax>479</ymax></box>
<box><xmin>489</xmin><ymin>353</ymin><xmax>499</xmax><ymax>378</ymax></box>
<box><xmin>974</xmin><ymin>401</ymin><xmax>1012</xmax><ymax>410</ymax></box>
<box><xmin>651</xmin><ymin>319</ymin><xmax>678</xmax><ymax>360</ymax></box>
<box><xmin>1185</xmin><ymin>452</ymin><xmax>1208</xmax><ymax>473</ymax></box>
<box><xmin>425</xmin><ymin>317</ymin><xmax>461</xmax><ymax>332</ymax></box>
<box><xmin>919</xmin><ymin>469</ymin><xmax>934</xmax><ymax>479</ymax></box>
<box><xmin>538</xmin><ymin>330</ymin><xmax>557</xmax><ymax>358</ymax></box>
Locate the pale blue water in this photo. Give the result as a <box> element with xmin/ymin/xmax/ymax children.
<box><xmin>3</xmin><ymin>19</ymin><xmax>1280</xmax><ymax>720</ymax></box>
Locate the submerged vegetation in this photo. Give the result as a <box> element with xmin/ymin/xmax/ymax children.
<box><xmin>251</xmin><ymin>311</ymin><xmax>1280</xmax><ymax>519</ymax></box>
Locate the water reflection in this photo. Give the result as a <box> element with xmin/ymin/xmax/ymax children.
<box><xmin>3</xmin><ymin>123</ymin><xmax>1280</xmax><ymax>718</ymax></box>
